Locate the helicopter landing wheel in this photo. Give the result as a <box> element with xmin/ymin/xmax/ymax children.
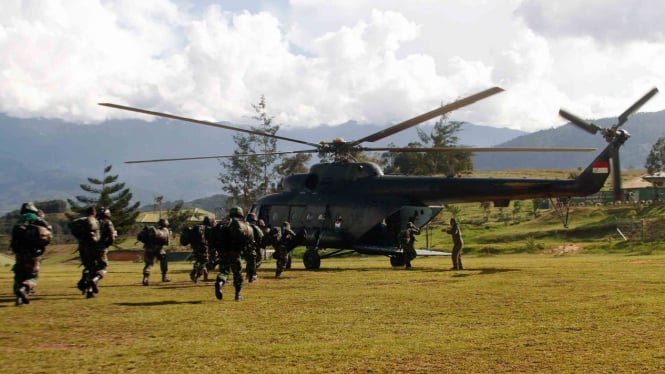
<box><xmin>303</xmin><ymin>248</ymin><xmax>321</xmax><ymax>270</ymax></box>
<box><xmin>390</xmin><ymin>254</ymin><xmax>405</xmax><ymax>267</ymax></box>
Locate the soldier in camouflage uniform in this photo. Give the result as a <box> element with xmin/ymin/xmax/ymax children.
<box><xmin>75</xmin><ymin>206</ymin><xmax>101</xmax><ymax>298</ymax></box>
<box><xmin>400</xmin><ymin>219</ymin><xmax>420</xmax><ymax>270</ymax></box>
<box><xmin>446</xmin><ymin>217</ymin><xmax>464</xmax><ymax>270</ymax></box>
<box><xmin>189</xmin><ymin>217</ymin><xmax>212</xmax><ymax>283</ymax></box>
<box><xmin>215</xmin><ymin>207</ymin><xmax>253</xmax><ymax>301</ymax></box>
<box><xmin>10</xmin><ymin>202</ymin><xmax>52</xmax><ymax>306</ymax></box>
<box><xmin>84</xmin><ymin>207</ymin><xmax>117</xmax><ymax>296</ymax></box>
<box><xmin>274</xmin><ymin>221</ymin><xmax>296</xmax><ymax>278</ymax></box>
<box><xmin>142</xmin><ymin>218</ymin><xmax>171</xmax><ymax>286</ymax></box>
<box><xmin>245</xmin><ymin>213</ymin><xmax>264</xmax><ymax>283</ymax></box>
<box><xmin>204</xmin><ymin>217</ymin><xmax>218</xmax><ymax>279</ymax></box>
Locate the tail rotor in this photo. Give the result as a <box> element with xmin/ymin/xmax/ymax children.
<box><xmin>559</xmin><ymin>87</ymin><xmax>659</xmax><ymax>200</ymax></box>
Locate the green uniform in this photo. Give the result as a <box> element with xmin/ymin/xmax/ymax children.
<box><xmin>245</xmin><ymin>222</ymin><xmax>264</xmax><ymax>282</ymax></box>
<box><xmin>142</xmin><ymin>226</ymin><xmax>171</xmax><ymax>284</ymax></box>
<box><xmin>90</xmin><ymin>216</ymin><xmax>115</xmax><ymax>283</ymax></box>
<box><xmin>400</xmin><ymin>222</ymin><xmax>420</xmax><ymax>269</ymax></box>
<box><xmin>274</xmin><ymin>225</ymin><xmax>296</xmax><ymax>278</ymax></box>
<box><xmin>189</xmin><ymin>224</ymin><xmax>209</xmax><ymax>283</ymax></box>
<box><xmin>11</xmin><ymin>212</ymin><xmax>52</xmax><ymax>305</ymax></box>
<box><xmin>215</xmin><ymin>216</ymin><xmax>253</xmax><ymax>301</ymax></box>
<box><xmin>446</xmin><ymin>220</ymin><xmax>464</xmax><ymax>270</ymax></box>
<box><xmin>76</xmin><ymin>215</ymin><xmax>101</xmax><ymax>298</ymax></box>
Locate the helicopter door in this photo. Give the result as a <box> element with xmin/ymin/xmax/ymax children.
<box><xmin>289</xmin><ymin>205</ymin><xmax>307</xmax><ymax>228</ymax></box>
<box><xmin>256</xmin><ymin>205</ymin><xmax>270</xmax><ymax>226</ymax></box>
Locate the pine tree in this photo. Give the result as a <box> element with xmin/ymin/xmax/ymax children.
<box><xmin>67</xmin><ymin>165</ymin><xmax>140</xmax><ymax>235</ymax></box>
<box><xmin>219</xmin><ymin>96</ymin><xmax>282</xmax><ymax>209</ymax></box>
<box><xmin>645</xmin><ymin>137</ymin><xmax>665</xmax><ymax>174</ymax></box>
<box><xmin>381</xmin><ymin>114</ymin><xmax>472</xmax><ymax>175</ymax></box>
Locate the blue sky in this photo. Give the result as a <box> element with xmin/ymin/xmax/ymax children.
<box><xmin>1</xmin><ymin>0</ymin><xmax>664</xmax><ymax>131</ymax></box>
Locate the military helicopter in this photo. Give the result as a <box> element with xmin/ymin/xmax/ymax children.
<box><xmin>100</xmin><ymin>86</ymin><xmax>658</xmax><ymax>269</ymax></box>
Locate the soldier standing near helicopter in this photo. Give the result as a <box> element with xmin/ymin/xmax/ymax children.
<box><xmin>400</xmin><ymin>219</ymin><xmax>420</xmax><ymax>270</ymax></box>
<box><xmin>446</xmin><ymin>217</ymin><xmax>464</xmax><ymax>270</ymax></box>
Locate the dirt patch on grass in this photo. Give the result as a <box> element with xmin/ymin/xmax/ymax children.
<box><xmin>543</xmin><ymin>244</ymin><xmax>583</xmax><ymax>255</ymax></box>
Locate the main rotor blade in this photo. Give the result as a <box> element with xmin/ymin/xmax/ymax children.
<box><xmin>349</xmin><ymin>86</ymin><xmax>504</xmax><ymax>146</ymax></box>
<box><xmin>362</xmin><ymin>146</ymin><xmax>596</xmax><ymax>153</ymax></box>
<box><xmin>125</xmin><ymin>150</ymin><xmax>315</xmax><ymax>164</ymax></box>
<box><xmin>617</xmin><ymin>87</ymin><xmax>659</xmax><ymax>127</ymax></box>
<box><xmin>558</xmin><ymin>109</ymin><xmax>600</xmax><ymax>134</ymax></box>
<box><xmin>98</xmin><ymin>103</ymin><xmax>321</xmax><ymax>148</ymax></box>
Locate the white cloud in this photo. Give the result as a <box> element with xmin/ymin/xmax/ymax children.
<box><xmin>0</xmin><ymin>0</ymin><xmax>664</xmax><ymax>132</ymax></box>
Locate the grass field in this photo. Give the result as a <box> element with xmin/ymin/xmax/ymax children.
<box><xmin>2</xmin><ymin>252</ymin><xmax>665</xmax><ymax>373</ymax></box>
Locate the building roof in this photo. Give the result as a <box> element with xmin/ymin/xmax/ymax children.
<box><xmin>623</xmin><ymin>175</ymin><xmax>653</xmax><ymax>189</ymax></box>
<box><xmin>136</xmin><ymin>208</ymin><xmax>215</xmax><ymax>224</ymax></box>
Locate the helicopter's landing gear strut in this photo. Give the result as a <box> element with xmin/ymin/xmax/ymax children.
<box><xmin>303</xmin><ymin>247</ymin><xmax>321</xmax><ymax>270</ymax></box>
<box><xmin>550</xmin><ymin>196</ymin><xmax>570</xmax><ymax>228</ymax></box>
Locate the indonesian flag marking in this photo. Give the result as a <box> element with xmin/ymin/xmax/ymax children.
<box><xmin>593</xmin><ymin>161</ymin><xmax>609</xmax><ymax>173</ymax></box>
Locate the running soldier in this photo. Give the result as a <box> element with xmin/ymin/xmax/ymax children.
<box><xmin>214</xmin><ymin>207</ymin><xmax>253</xmax><ymax>301</ymax></box>
<box><xmin>400</xmin><ymin>219</ymin><xmax>420</xmax><ymax>270</ymax></box>
<box><xmin>189</xmin><ymin>217</ymin><xmax>211</xmax><ymax>283</ymax></box>
<box><xmin>10</xmin><ymin>202</ymin><xmax>53</xmax><ymax>306</ymax></box>
<box><xmin>204</xmin><ymin>217</ymin><xmax>218</xmax><ymax>278</ymax></box>
<box><xmin>273</xmin><ymin>221</ymin><xmax>296</xmax><ymax>278</ymax></box>
<box><xmin>72</xmin><ymin>206</ymin><xmax>101</xmax><ymax>298</ymax></box>
<box><xmin>85</xmin><ymin>207</ymin><xmax>116</xmax><ymax>295</ymax></box>
<box><xmin>245</xmin><ymin>213</ymin><xmax>264</xmax><ymax>283</ymax></box>
<box><xmin>141</xmin><ymin>218</ymin><xmax>171</xmax><ymax>285</ymax></box>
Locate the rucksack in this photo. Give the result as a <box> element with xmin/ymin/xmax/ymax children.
<box><xmin>69</xmin><ymin>217</ymin><xmax>90</xmax><ymax>240</ymax></box>
<box><xmin>227</xmin><ymin>218</ymin><xmax>254</xmax><ymax>248</ymax></box>
<box><xmin>11</xmin><ymin>223</ymin><xmax>52</xmax><ymax>250</ymax></box>
<box><xmin>152</xmin><ymin>227</ymin><xmax>169</xmax><ymax>245</ymax></box>
<box><xmin>179</xmin><ymin>226</ymin><xmax>191</xmax><ymax>246</ymax></box>
<box><xmin>137</xmin><ymin>226</ymin><xmax>169</xmax><ymax>245</ymax></box>
<box><xmin>188</xmin><ymin>225</ymin><xmax>207</xmax><ymax>246</ymax></box>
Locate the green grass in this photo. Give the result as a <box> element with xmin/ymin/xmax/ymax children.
<box><xmin>3</xmin><ymin>253</ymin><xmax>665</xmax><ymax>372</ymax></box>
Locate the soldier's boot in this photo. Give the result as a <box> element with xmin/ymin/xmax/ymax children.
<box><xmin>161</xmin><ymin>273</ymin><xmax>171</xmax><ymax>282</ymax></box>
<box><xmin>16</xmin><ymin>285</ymin><xmax>30</xmax><ymax>306</ymax></box>
<box><xmin>275</xmin><ymin>270</ymin><xmax>282</xmax><ymax>279</ymax></box>
<box><xmin>190</xmin><ymin>270</ymin><xmax>198</xmax><ymax>283</ymax></box>
<box><xmin>234</xmin><ymin>286</ymin><xmax>243</xmax><ymax>301</ymax></box>
<box><xmin>77</xmin><ymin>278</ymin><xmax>86</xmax><ymax>294</ymax></box>
<box><xmin>250</xmin><ymin>273</ymin><xmax>258</xmax><ymax>283</ymax></box>
<box><xmin>90</xmin><ymin>275</ymin><xmax>101</xmax><ymax>294</ymax></box>
<box><xmin>85</xmin><ymin>285</ymin><xmax>95</xmax><ymax>299</ymax></box>
<box><xmin>214</xmin><ymin>277</ymin><xmax>225</xmax><ymax>300</ymax></box>
<box><xmin>142</xmin><ymin>274</ymin><xmax>150</xmax><ymax>286</ymax></box>
<box><xmin>203</xmin><ymin>268</ymin><xmax>209</xmax><ymax>281</ymax></box>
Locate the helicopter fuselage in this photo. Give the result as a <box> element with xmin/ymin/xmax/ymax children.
<box><xmin>250</xmin><ymin>145</ymin><xmax>611</xmax><ymax>251</ymax></box>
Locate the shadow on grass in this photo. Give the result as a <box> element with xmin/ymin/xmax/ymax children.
<box><xmin>114</xmin><ymin>300</ymin><xmax>203</xmax><ymax>307</ymax></box>
<box><xmin>449</xmin><ymin>267</ymin><xmax>520</xmax><ymax>278</ymax></box>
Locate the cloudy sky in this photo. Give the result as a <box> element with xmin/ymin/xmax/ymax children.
<box><xmin>1</xmin><ymin>0</ymin><xmax>664</xmax><ymax>132</ymax></box>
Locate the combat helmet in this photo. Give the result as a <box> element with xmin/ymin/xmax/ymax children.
<box><xmin>20</xmin><ymin>202</ymin><xmax>39</xmax><ymax>214</ymax></box>
<box><xmin>229</xmin><ymin>206</ymin><xmax>244</xmax><ymax>218</ymax></box>
<box><xmin>99</xmin><ymin>207</ymin><xmax>111</xmax><ymax>218</ymax></box>
<box><xmin>158</xmin><ymin>218</ymin><xmax>169</xmax><ymax>228</ymax></box>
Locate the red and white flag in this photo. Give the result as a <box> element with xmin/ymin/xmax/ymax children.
<box><xmin>592</xmin><ymin>161</ymin><xmax>609</xmax><ymax>173</ymax></box>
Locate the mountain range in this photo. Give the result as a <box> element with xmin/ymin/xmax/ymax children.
<box><xmin>1</xmin><ymin>109</ymin><xmax>664</xmax><ymax>215</ymax></box>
